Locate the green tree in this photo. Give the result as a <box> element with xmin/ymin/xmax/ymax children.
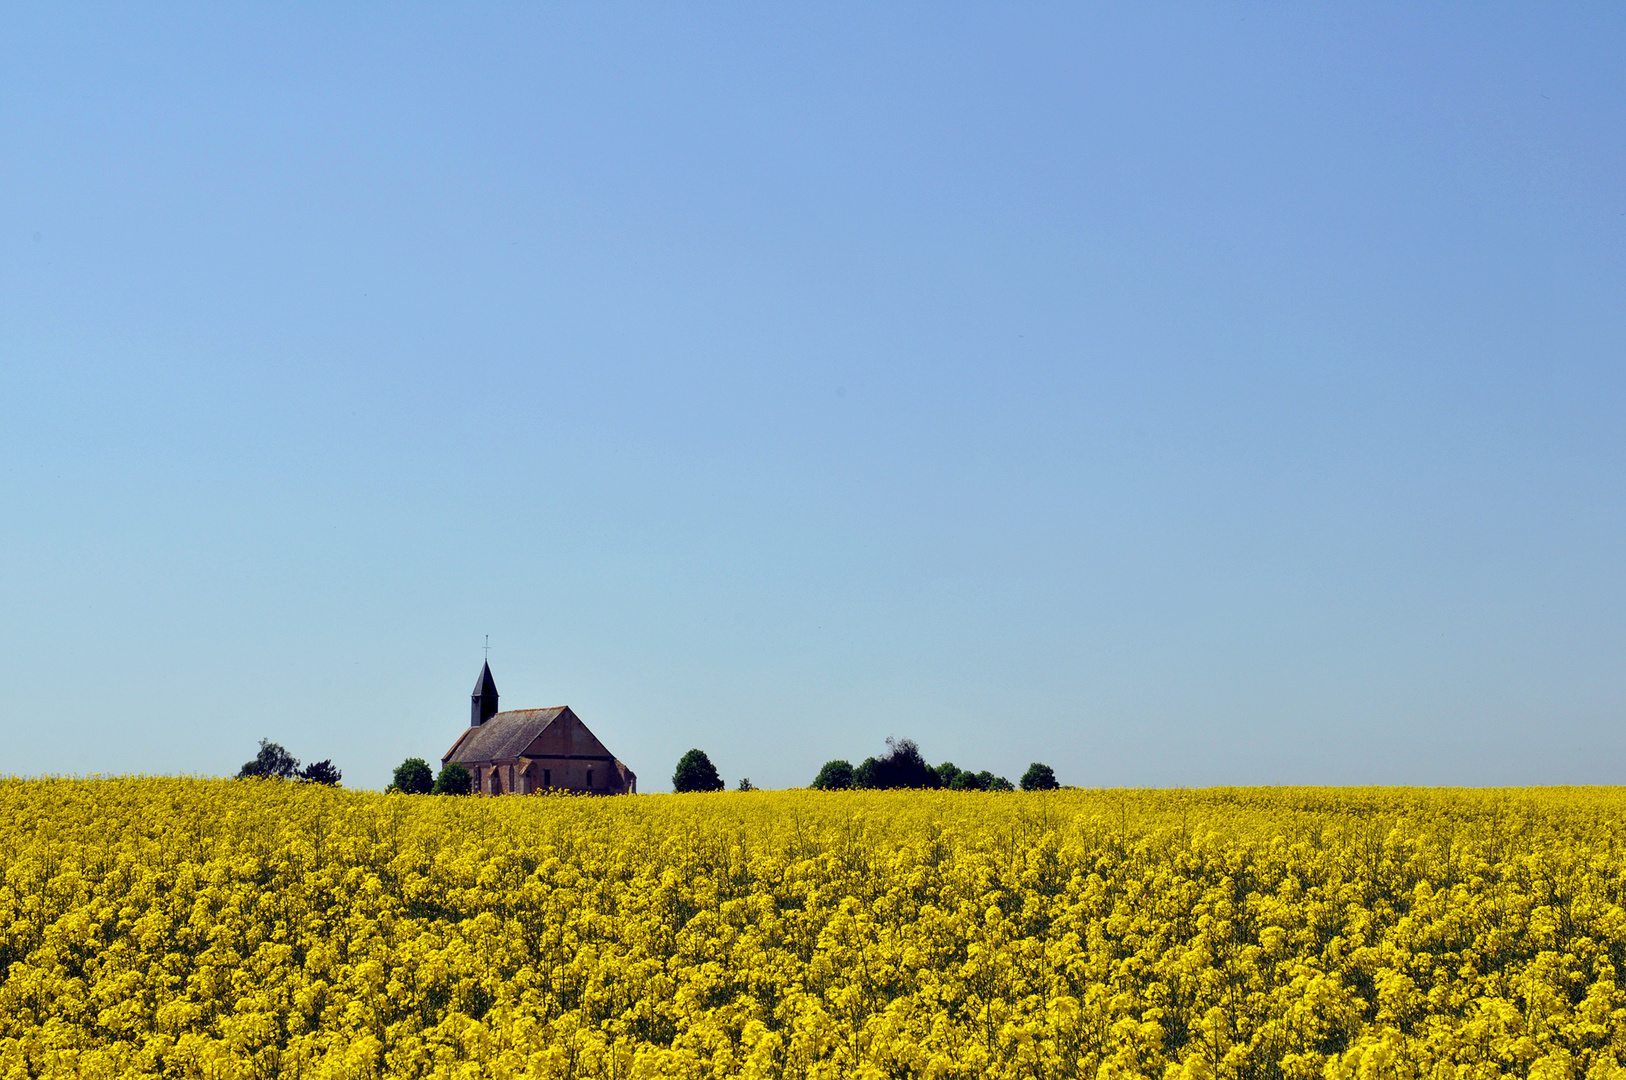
<box><xmin>853</xmin><ymin>757</ymin><xmax>880</xmax><ymax>789</ymax></box>
<box><xmin>672</xmin><ymin>749</ymin><xmax>724</xmax><ymax>793</ymax></box>
<box><xmin>868</xmin><ymin>737</ymin><xmax>940</xmax><ymax>789</ymax></box>
<box><xmin>237</xmin><ymin>739</ymin><xmax>300</xmax><ymax>780</ymax></box>
<box><xmin>948</xmin><ymin>769</ymin><xmax>1013</xmax><ymax>791</ymax></box>
<box><xmin>737</xmin><ymin>777</ymin><xmax>755</xmax><ymax>791</ymax></box>
<box><xmin>935</xmin><ymin>761</ymin><xmax>963</xmax><ymax>788</ymax></box>
<box><xmin>298</xmin><ymin>759</ymin><xmax>342</xmax><ymax>786</ymax></box>
<box><xmin>1020</xmin><ymin>762</ymin><xmax>1059</xmax><ymax>791</ymax></box>
<box><xmin>811</xmin><ymin>760</ymin><xmax>855</xmax><ymax>790</ymax></box>
<box><xmin>433</xmin><ymin>762</ymin><xmax>472</xmax><ymax>795</ymax></box>
<box><xmin>390</xmin><ymin>757</ymin><xmax>434</xmax><ymax>794</ymax></box>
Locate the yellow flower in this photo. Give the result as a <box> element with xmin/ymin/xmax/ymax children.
<box><xmin>6</xmin><ymin>780</ymin><xmax>1626</xmax><ymax>1077</ymax></box>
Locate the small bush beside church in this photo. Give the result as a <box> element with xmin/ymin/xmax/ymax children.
<box><xmin>390</xmin><ymin>758</ymin><xmax>434</xmax><ymax>794</ymax></box>
<box><xmin>433</xmin><ymin>762</ymin><xmax>472</xmax><ymax>796</ymax></box>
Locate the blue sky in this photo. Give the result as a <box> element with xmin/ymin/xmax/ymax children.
<box><xmin>3</xmin><ymin>4</ymin><xmax>1622</xmax><ymax>791</ymax></box>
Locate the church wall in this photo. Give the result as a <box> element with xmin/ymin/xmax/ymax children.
<box><xmin>470</xmin><ymin>756</ymin><xmax>631</xmax><ymax>796</ymax></box>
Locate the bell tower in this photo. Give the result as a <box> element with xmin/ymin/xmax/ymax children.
<box><xmin>471</xmin><ymin>661</ymin><xmax>499</xmax><ymax>726</ymax></box>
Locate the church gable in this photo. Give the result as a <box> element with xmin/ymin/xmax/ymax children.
<box><xmin>521</xmin><ymin>708</ymin><xmax>613</xmax><ymax>760</ymax></box>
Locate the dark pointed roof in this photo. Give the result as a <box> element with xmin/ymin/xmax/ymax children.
<box><xmin>472</xmin><ymin>661</ymin><xmax>498</xmax><ymax>697</ymax></box>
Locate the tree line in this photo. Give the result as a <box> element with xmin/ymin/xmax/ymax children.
<box><xmin>234</xmin><ymin>737</ymin><xmax>1059</xmax><ymax>795</ymax></box>
<box><xmin>671</xmin><ymin>738</ymin><xmax>1060</xmax><ymax>793</ymax></box>
<box><xmin>386</xmin><ymin>757</ymin><xmax>470</xmax><ymax>795</ymax></box>
<box><xmin>234</xmin><ymin>739</ymin><xmax>342</xmax><ymax>785</ymax></box>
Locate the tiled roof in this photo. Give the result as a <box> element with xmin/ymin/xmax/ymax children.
<box><xmin>443</xmin><ymin>707</ymin><xmax>567</xmax><ymax>764</ymax></box>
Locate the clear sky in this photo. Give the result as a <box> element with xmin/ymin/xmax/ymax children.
<box><xmin>3</xmin><ymin>4</ymin><xmax>1622</xmax><ymax>791</ymax></box>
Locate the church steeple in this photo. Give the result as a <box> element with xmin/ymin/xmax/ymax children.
<box><xmin>471</xmin><ymin>661</ymin><xmax>499</xmax><ymax>727</ymax></box>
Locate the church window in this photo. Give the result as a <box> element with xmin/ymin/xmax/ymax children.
<box><xmin>587</xmin><ymin>768</ymin><xmax>594</xmax><ymax>789</ymax></box>
<box><xmin>508</xmin><ymin>765</ymin><xmax>514</xmax><ymax>790</ymax></box>
<box><xmin>543</xmin><ymin>769</ymin><xmax>551</xmax><ymax>788</ymax></box>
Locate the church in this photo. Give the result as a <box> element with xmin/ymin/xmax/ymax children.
<box><xmin>441</xmin><ymin>662</ymin><xmax>637</xmax><ymax>796</ymax></box>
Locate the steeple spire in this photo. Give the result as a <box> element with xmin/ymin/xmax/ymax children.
<box><xmin>471</xmin><ymin>661</ymin><xmax>499</xmax><ymax>727</ymax></box>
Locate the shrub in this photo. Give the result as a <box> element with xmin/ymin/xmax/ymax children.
<box><xmin>737</xmin><ymin>777</ymin><xmax>755</xmax><ymax>792</ymax></box>
<box><xmin>1021</xmin><ymin>762</ymin><xmax>1059</xmax><ymax>791</ymax></box>
<box><xmin>391</xmin><ymin>757</ymin><xmax>434</xmax><ymax>795</ymax></box>
<box><xmin>811</xmin><ymin>760</ymin><xmax>854</xmax><ymax>790</ymax></box>
<box><xmin>672</xmin><ymin>749</ymin><xmax>724</xmax><ymax>793</ymax></box>
<box><xmin>432</xmin><ymin>762</ymin><xmax>472</xmax><ymax>796</ymax></box>
<box><xmin>298</xmin><ymin>760</ymin><xmax>342</xmax><ymax>786</ymax></box>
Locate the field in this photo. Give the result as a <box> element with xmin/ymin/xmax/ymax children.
<box><xmin>4</xmin><ymin>781</ymin><xmax>1626</xmax><ymax>1079</ymax></box>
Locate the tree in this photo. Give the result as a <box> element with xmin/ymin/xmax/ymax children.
<box><xmin>299</xmin><ymin>759</ymin><xmax>342</xmax><ymax>786</ymax></box>
<box><xmin>944</xmin><ymin>769</ymin><xmax>1012</xmax><ymax>791</ymax></box>
<box><xmin>853</xmin><ymin>757</ymin><xmax>880</xmax><ymax>789</ymax></box>
<box><xmin>390</xmin><ymin>758</ymin><xmax>434</xmax><ymax>795</ymax></box>
<box><xmin>433</xmin><ymin>762</ymin><xmax>472</xmax><ymax>795</ymax></box>
<box><xmin>811</xmin><ymin>760</ymin><xmax>854</xmax><ymax>790</ymax></box>
<box><xmin>672</xmin><ymin>749</ymin><xmax>724</xmax><ymax>793</ymax></box>
<box><xmin>237</xmin><ymin>739</ymin><xmax>300</xmax><ymax>780</ymax></box>
<box><xmin>866</xmin><ymin>737</ymin><xmax>940</xmax><ymax>790</ymax></box>
<box><xmin>737</xmin><ymin>777</ymin><xmax>755</xmax><ymax>791</ymax></box>
<box><xmin>1021</xmin><ymin>762</ymin><xmax>1059</xmax><ymax>791</ymax></box>
<box><xmin>935</xmin><ymin>761</ymin><xmax>962</xmax><ymax>788</ymax></box>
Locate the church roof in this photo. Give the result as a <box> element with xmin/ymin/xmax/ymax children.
<box><xmin>443</xmin><ymin>707</ymin><xmax>568</xmax><ymax>764</ymax></box>
<box><xmin>471</xmin><ymin>661</ymin><xmax>498</xmax><ymax>697</ymax></box>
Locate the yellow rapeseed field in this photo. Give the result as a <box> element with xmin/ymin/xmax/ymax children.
<box><xmin>3</xmin><ymin>780</ymin><xmax>1626</xmax><ymax>1079</ymax></box>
